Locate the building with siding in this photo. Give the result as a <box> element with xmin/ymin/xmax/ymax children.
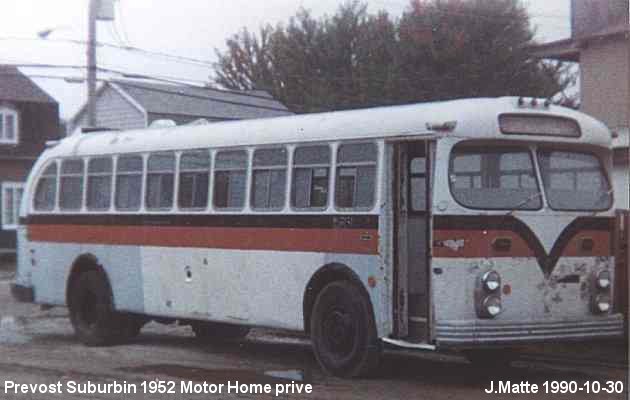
<box><xmin>69</xmin><ymin>80</ymin><xmax>293</xmax><ymax>135</ymax></box>
<box><xmin>0</xmin><ymin>66</ymin><xmax>60</xmax><ymax>254</ymax></box>
<box><xmin>533</xmin><ymin>0</ymin><xmax>629</xmax><ymax>210</ymax></box>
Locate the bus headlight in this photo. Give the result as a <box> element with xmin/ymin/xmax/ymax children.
<box><xmin>594</xmin><ymin>295</ymin><xmax>611</xmax><ymax>313</ymax></box>
<box><xmin>482</xmin><ymin>270</ymin><xmax>501</xmax><ymax>292</ymax></box>
<box><xmin>482</xmin><ymin>295</ymin><xmax>502</xmax><ymax>318</ymax></box>
<box><xmin>596</xmin><ymin>270</ymin><xmax>611</xmax><ymax>290</ymax></box>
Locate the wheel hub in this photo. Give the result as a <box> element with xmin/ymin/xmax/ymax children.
<box><xmin>323</xmin><ymin>309</ymin><xmax>356</xmax><ymax>356</ymax></box>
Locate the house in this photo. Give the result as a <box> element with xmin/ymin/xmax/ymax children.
<box><xmin>69</xmin><ymin>80</ymin><xmax>293</xmax><ymax>135</ymax></box>
<box><xmin>0</xmin><ymin>66</ymin><xmax>60</xmax><ymax>255</ymax></box>
<box><xmin>532</xmin><ymin>0</ymin><xmax>629</xmax><ymax>211</ymax></box>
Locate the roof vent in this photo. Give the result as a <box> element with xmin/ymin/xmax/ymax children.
<box><xmin>149</xmin><ymin>119</ymin><xmax>177</xmax><ymax>128</ymax></box>
<box><xmin>188</xmin><ymin>118</ymin><xmax>210</xmax><ymax>125</ymax></box>
<box><xmin>81</xmin><ymin>127</ymin><xmax>120</xmax><ymax>134</ymax></box>
<box><xmin>426</xmin><ymin>121</ymin><xmax>457</xmax><ymax>132</ymax></box>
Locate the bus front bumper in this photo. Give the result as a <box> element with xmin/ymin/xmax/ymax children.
<box><xmin>435</xmin><ymin>314</ymin><xmax>624</xmax><ymax>346</ymax></box>
<box><xmin>10</xmin><ymin>283</ymin><xmax>34</xmax><ymax>303</ymax></box>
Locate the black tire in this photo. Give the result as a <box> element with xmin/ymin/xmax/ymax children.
<box><xmin>310</xmin><ymin>281</ymin><xmax>381</xmax><ymax>378</ymax></box>
<box><xmin>118</xmin><ymin>313</ymin><xmax>146</xmax><ymax>339</ymax></box>
<box><xmin>192</xmin><ymin>321</ymin><xmax>250</xmax><ymax>342</ymax></box>
<box><xmin>68</xmin><ymin>270</ymin><xmax>131</xmax><ymax>346</ymax></box>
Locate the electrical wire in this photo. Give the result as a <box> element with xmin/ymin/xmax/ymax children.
<box><xmin>0</xmin><ymin>36</ymin><xmax>216</xmax><ymax>67</ymax></box>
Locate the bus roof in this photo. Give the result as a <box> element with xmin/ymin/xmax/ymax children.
<box><xmin>48</xmin><ymin>97</ymin><xmax>612</xmax><ymax>158</ymax></box>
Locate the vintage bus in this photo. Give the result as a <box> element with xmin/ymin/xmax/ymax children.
<box><xmin>11</xmin><ymin>97</ymin><xmax>623</xmax><ymax>377</ymax></box>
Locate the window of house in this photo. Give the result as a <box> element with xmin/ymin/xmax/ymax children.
<box><xmin>115</xmin><ymin>155</ymin><xmax>143</xmax><ymax>211</ymax></box>
<box><xmin>0</xmin><ymin>107</ymin><xmax>19</xmax><ymax>144</ymax></box>
<box><xmin>86</xmin><ymin>158</ymin><xmax>113</xmax><ymax>211</ymax></box>
<box><xmin>59</xmin><ymin>159</ymin><xmax>85</xmax><ymax>211</ymax></box>
<box><xmin>291</xmin><ymin>145</ymin><xmax>330</xmax><ymax>209</ymax></box>
<box><xmin>179</xmin><ymin>150</ymin><xmax>210</xmax><ymax>209</ymax></box>
<box><xmin>34</xmin><ymin>163</ymin><xmax>58</xmax><ymax>211</ymax></box>
<box><xmin>2</xmin><ymin>182</ymin><xmax>24</xmax><ymax>230</ymax></box>
<box><xmin>213</xmin><ymin>150</ymin><xmax>247</xmax><ymax>209</ymax></box>
<box><xmin>335</xmin><ymin>143</ymin><xmax>377</xmax><ymax>210</ymax></box>
<box><xmin>146</xmin><ymin>152</ymin><xmax>175</xmax><ymax>210</ymax></box>
<box><xmin>251</xmin><ymin>148</ymin><xmax>287</xmax><ymax>210</ymax></box>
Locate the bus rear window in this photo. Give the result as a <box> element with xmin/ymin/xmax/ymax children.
<box><xmin>538</xmin><ymin>150</ymin><xmax>612</xmax><ymax>211</ymax></box>
<box><xmin>34</xmin><ymin>163</ymin><xmax>58</xmax><ymax>211</ymax></box>
<box><xmin>59</xmin><ymin>159</ymin><xmax>85</xmax><ymax>211</ymax></box>
<box><xmin>449</xmin><ymin>146</ymin><xmax>541</xmax><ymax>210</ymax></box>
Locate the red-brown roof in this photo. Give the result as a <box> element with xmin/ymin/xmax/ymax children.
<box><xmin>0</xmin><ymin>65</ymin><xmax>57</xmax><ymax>104</ymax></box>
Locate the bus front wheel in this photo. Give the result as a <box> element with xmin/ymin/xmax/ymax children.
<box><xmin>68</xmin><ymin>270</ymin><xmax>135</xmax><ymax>345</ymax></box>
<box><xmin>310</xmin><ymin>281</ymin><xmax>381</xmax><ymax>378</ymax></box>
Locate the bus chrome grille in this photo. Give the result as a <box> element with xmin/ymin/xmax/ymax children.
<box><xmin>435</xmin><ymin>314</ymin><xmax>624</xmax><ymax>346</ymax></box>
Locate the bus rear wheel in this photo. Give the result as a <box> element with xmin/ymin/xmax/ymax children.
<box><xmin>68</xmin><ymin>270</ymin><xmax>134</xmax><ymax>345</ymax></box>
<box><xmin>310</xmin><ymin>281</ymin><xmax>381</xmax><ymax>378</ymax></box>
<box><xmin>192</xmin><ymin>322</ymin><xmax>250</xmax><ymax>342</ymax></box>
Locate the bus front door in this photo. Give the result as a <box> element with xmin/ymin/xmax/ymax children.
<box><xmin>394</xmin><ymin>141</ymin><xmax>431</xmax><ymax>342</ymax></box>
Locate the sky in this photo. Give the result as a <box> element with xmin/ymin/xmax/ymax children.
<box><xmin>1</xmin><ymin>0</ymin><xmax>572</xmax><ymax>120</ymax></box>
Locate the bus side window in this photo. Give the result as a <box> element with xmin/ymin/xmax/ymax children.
<box><xmin>291</xmin><ymin>145</ymin><xmax>331</xmax><ymax>209</ymax></box>
<box><xmin>115</xmin><ymin>155</ymin><xmax>143</xmax><ymax>211</ymax></box>
<box><xmin>251</xmin><ymin>148</ymin><xmax>287</xmax><ymax>210</ymax></box>
<box><xmin>335</xmin><ymin>143</ymin><xmax>377</xmax><ymax>210</ymax></box>
<box><xmin>213</xmin><ymin>150</ymin><xmax>247</xmax><ymax>210</ymax></box>
<box><xmin>34</xmin><ymin>163</ymin><xmax>58</xmax><ymax>211</ymax></box>
<box><xmin>146</xmin><ymin>152</ymin><xmax>175</xmax><ymax>210</ymax></box>
<box><xmin>86</xmin><ymin>157</ymin><xmax>113</xmax><ymax>211</ymax></box>
<box><xmin>178</xmin><ymin>150</ymin><xmax>210</xmax><ymax>209</ymax></box>
<box><xmin>59</xmin><ymin>159</ymin><xmax>85</xmax><ymax>211</ymax></box>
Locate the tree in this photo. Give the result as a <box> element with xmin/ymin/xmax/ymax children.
<box><xmin>213</xmin><ymin>0</ymin><xmax>574</xmax><ymax>113</ymax></box>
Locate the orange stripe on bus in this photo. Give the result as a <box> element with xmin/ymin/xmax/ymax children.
<box><xmin>433</xmin><ymin>229</ymin><xmax>611</xmax><ymax>258</ymax></box>
<box><xmin>27</xmin><ymin>224</ymin><xmax>380</xmax><ymax>255</ymax></box>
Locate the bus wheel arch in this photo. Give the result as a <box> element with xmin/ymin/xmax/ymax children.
<box><xmin>303</xmin><ymin>263</ymin><xmax>375</xmax><ymax>335</ymax></box>
<box><xmin>66</xmin><ymin>253</ymin><xmax>110</xmax><ymax>307</ymax></box>
<box><xmin>65</xmin><ymin>254</ymin><xmax>141</xmax><ymax>345</ymax></box>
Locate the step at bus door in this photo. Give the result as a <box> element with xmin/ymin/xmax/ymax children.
<box><xmin>393</xmin><ymin>141</ymin><xmax>431</xmax><ymax>342</ymax></box>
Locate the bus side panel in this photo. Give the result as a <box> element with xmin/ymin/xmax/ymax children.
<box><xmin>29</xmin><ymin>241</ymin><xmax>145</xmax><ymax>312</ymax></box>
<box><xmin>28</xmin><ymin>238</ymin><xmax>387</xmax><ymax>335</ymax></box>
<box><xmin>140</xmin><ymin>247</ymin><xmax>386</xmax><ymax>333</ymax></box>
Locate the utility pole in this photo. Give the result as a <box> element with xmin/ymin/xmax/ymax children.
<box><xmin>86</xmin><ymin>0</ymin><xmax>114</xmax><ymax>127</ymax></box>
<box><xmin>87</xmin><ymin>0</ymin><xmax>99</xmax><ymax>127</ymax></box>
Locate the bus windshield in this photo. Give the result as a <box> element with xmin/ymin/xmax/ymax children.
<box><xmin>537</xmin><ymin>149</ymin><xmax>612</xmax><ymax>211</ymax></box>
<box><xmin>449</xmin><ymin>146</ymin><xmax>541</xmax><ymax>210</ymax></box>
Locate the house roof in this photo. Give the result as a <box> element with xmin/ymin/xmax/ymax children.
<box><xmin>71</xmin><ymin>80</ymin><xmax>293</xmax><ymax>128</ymax></box>
<box><xmin>531</xmin><ymin>24</ymin><xmax>629</xmax><ymax>61</ymax></box>
<box><xmin>0</xmin><ymin>66</ymin><xmax>57</xmax><ymax>104</ymax></box>
<box><xmin>114</xmin><ymin>80</ymin><xmax>292</xmax><ymax>120</ymax></box>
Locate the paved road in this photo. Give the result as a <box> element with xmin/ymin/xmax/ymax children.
<box><xmin>0</xmin><ymin>278</ymin><xmax>626</xmax><ymax>400</ymax></box>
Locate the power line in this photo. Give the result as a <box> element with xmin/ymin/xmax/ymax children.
<box><xmin>115</xmin><ymin>0</ymin><xmax>132</xmax><ymax>46</ymax></box>
<box><xmin>2</xmin><ymin>64</ymin><xmax>293</xmax><ymax>113</ymax></box>
<box><xmin>0</xmin><ymin>36</ymin><xmax>216</xmax><ymax>67</ymax></box>
<box><xmin>5</xmin><ymin>62</ymin><xmax>289</xmax><ymax>103</ymax></box>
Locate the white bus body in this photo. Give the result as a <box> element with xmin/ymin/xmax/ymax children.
<box><xmin>12</xmin><ymin>97</ymin><xmax>623</xmax><ymax>376</ymax></box>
